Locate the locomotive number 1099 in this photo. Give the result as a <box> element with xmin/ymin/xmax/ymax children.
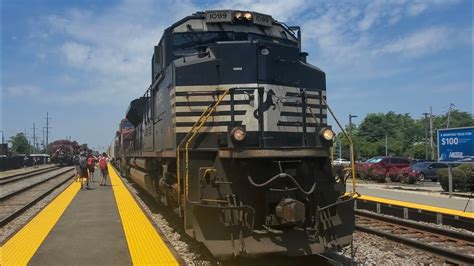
<box><xmin>206</xmin><ymin>11</ymin><xmax>231</xmax><ymax>23</ymax></box>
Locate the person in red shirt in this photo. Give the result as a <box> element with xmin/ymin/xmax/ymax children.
<box><xmin>99</xmin><ymin>153</ymin><xmax>109</xmax><ymax>186</ymax></box>
<box><xmin>86</xmin><ymin>154</ymin><xmax>96</xmax><ymax>182</ymax></box>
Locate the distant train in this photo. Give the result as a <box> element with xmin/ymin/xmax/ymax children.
<box><xmin>111</xmin><ymin>10</ymin><xmax>355</xmax><ymax>259</ymax></box>
<box><xmin>51</xmin><ymin>140</ymin><xmax>80</xmax><ymax>166</ymax></box>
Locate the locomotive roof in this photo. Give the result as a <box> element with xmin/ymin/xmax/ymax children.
<box><xmin>167</xmin><ymin>10</ymin><xmax>297</xmax><ymax>39</ymax></box>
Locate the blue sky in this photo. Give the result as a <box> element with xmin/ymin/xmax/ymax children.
<box><xmin>1</xmin><ymin>0</ymin><xmax>472</xmax><ymax>151</ymax></box>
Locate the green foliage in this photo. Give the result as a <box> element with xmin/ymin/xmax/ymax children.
<box><xmin>336</xmin><ymin>109</ymin><xmax>473</xmax><ymax>160</ymax></box>
<box><xmin>8</xmin><ymin>133</ymin><xmax>33</xmax><ymax>155</ymax></box>
<box><xmin>438</xmin><ymin>164</ymin><xmax>474</xmax><ymax>192</ymax></box>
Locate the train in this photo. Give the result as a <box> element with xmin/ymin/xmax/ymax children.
<box><xmin>110</xmin><ymin>10</ymin><xmax>356</xmax><ymax>259</ymax></box>
<box><xmin>51</xmin><ymin>140</ymin><xmax>80</xmax><ymax>166</ymax></box>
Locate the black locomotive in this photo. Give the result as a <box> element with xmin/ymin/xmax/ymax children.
<box><xmin>114</xmin><ymin>10</ymin><xmax>355</xmax><ymax>259</ymax></box>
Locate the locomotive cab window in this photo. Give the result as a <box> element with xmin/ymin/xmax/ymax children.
<box><xmin>172</xmin><ymin>31</ymin><xmax>297</xmax><ymax>54</ymax></box>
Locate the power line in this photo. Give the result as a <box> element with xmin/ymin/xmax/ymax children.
<box><xmin>44</xmin><ymin>112</ymin><xmax>52</xmax><ymax>153</ymax></box>
<box><xmin>429</xmin><ymin>106</ymin><xmax>434</xmax><ymax>160</ymax></box>
<box><xmin>446</xmin><ymin>103</ymin><xmax>455</xmax><ymax>128</ymax></box>
<box><xmin>422</xmin><ymin>112</ymin><xmax>429</xmax><ymax>160</ymax></box>
<box><xmin>31</xmin><ymin>123</ymin><xmax>40</xmax><ymax>151</ymax></box>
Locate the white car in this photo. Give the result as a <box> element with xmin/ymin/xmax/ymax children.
<box><xmin>332</xmin><ymin>158</ymin><xmax>351</xmax><ymax>167</ymax></box>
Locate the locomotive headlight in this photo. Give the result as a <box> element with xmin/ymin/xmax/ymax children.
<box><xmin>234</xmin><ymin>12</ymin><xmax>243</xmax><ymax>20</ymax></box>
<box><xmin>231</xmin><ymin>127</ymin><xmax>246</xmax><ymax>141</ymax></box>
<box><xmin>243</xmin><ymin>12</ymin><xmax>252</xmax><ymax>21</ymax></box>
<box><xmin>320</xmin><ymin>128</ymin><xmax>335</xmax><ymax>141</ymax></box>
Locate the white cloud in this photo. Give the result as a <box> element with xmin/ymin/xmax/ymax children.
<box><xmin>375</xmin><ymin>27</ymin><xmax>454</xmax><ymax>58</ymax></box>
<box><xmin>5</xmin><ymin>85</ymin><xmax>42</xmax><ymax>97</ymax></box>
<box><xmin>21</xmin><ymin>0</ymin><xmax>469</xmax><ymax>106</ymax></box>
<box><xmin>407</xmin><ymin>2</ymin><xmax>428</xmax><ymax>16</ymax></box>
<box><xmin>61</xmin><ymin>42</ymin><xmax>92</xmax><ymax>66</ymax></box>
<box><xmin>32</xmin><ymin>0</ymin><xmax>200</xmax><ymax>105</ymax></box>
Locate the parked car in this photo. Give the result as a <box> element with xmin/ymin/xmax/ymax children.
<box><xmin>411</xmin><ymin>162</ymin><xmax>448</xmax><ymax>181</ymax></box>
<box><xmin>364</xmin><ymin>156</ymin><xmax>411</xmax><ymax>171</ymax></box>
<box><xmin>410</xmin><ymin>159</ymin><xmax>435</xmax><ymax>165</ymax></box>
<box><xmin>332</xmin><ymin>158</ymin><xmax>351</xmax><ymax>167</ymax></box>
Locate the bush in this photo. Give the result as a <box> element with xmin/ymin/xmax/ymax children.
<box><xmin>387</xmin><ymin>167</ymin><xmax>401</xmax><ymax>182</ymax></box>
<box><xmin>397</xmin><ymin>167</ymin><xmax>418</xmax><ymax>184</ymax></box>
<box><xmin>356</xmin><ymin>164</ymin><xmax>368</xmax><ymax>179</ymax></box>
<box><xmin>371</xmin><ymin>165</ymin><xmax>387</xmax><ymax>183</ymax></box>
<box><xmin>438</xmin><ymin>164</ymin><xmax>474</xmax><ymax>192</ymax></box>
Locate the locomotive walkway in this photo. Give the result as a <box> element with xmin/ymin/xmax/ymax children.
<box><xmin>0</xmin><ymin>165</ymin><xmax>180</xmax><ymax>265</ymax></box>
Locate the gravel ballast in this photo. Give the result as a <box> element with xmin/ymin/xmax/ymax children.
<box><xmin>0</xmin><ymin>179</ymin><xmax>75</xmax><ymax>243</ymax></box>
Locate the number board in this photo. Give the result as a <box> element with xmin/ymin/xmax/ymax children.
<box><xmin>253</xmin><ymin>12</ymin><xmax>273</xmax><ymax>27</ymax></box>
<box><xmin>205</xmin><ymin>11</ymin><xmax>232</xmax><ymax>23</ymax></box>
<box><xmin>437</xmin><ymin>127</ymin><xmax>474</xmax><ymax>162</ymax></box>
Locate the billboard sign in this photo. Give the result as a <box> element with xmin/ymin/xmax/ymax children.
<box><xmin>437</xmin><ymin>127</ymin><xmax>474</xmax><ymax>162</ymax></box>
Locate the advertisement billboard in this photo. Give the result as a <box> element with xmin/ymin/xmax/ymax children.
<box><xmin>437</xmin><ymin>127</ymin><xmax>474</xmax><ymax>162</ymax></box>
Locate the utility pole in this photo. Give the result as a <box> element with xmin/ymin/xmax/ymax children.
<box><xmin>44</xmin><ymin>112</ymin><xmax>51</xmax><ymax>154</ymax></box>
<box><xmin>349</xmin><ymin>114</ymin><xmax>357</xmax><ymax>163</ymax></box>
<box><xmin>349</xmin><ymin>114</ymin><xmax>357</xmax><ymax>137</ymax></box>
<box><xmin>429</xmin><ymin>106</ymin><xmax>434</xmax><ymax>160</ymax></box>
<box><xmin>339</xmin><ymin>137</ymin><xmax>342</xmax><ymax>159</ymax></box>
<box><xmin>42</xmin><ymin>126</ymin><xmax>45</xmax><ymax>151</ymax></box>
<box><xmin>32</xmin><ymin>123</ymin><xmax>39</xmax><ymax>152</ymax></box>
<box><xmin>24</xmin><ymin>128</ymin><xmax>31</xmax><ymax>154</ymax></box>
<box><xmin>422</xmin><ymin>112</ymin><xmax>429</xmax><ymax>160</ymax></box>
<box><xmin>385</xmin><ymin>134</ymin><xmax>388</xmax><ymax>156</ymax></box>
<box><xmin>446</xmin><ymin>103</ymin><xmax>455</xmax><ymax>128</ymax></box>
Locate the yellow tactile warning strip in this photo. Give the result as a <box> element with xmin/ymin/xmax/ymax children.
<box><xmin>359</xmin><ymin>194</ymin><xmax>474</xmax><ymax>219</ymax></box>
<box><xmin>108</xmin><ymin>165</ymin><xmax>179</xmax><ymax>265</ymax></box>
<box><xmin>0</xmin><ymin>181</ymin><xmax>80</xmax><ymax>265</ymax></box>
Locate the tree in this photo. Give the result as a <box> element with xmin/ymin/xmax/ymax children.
<box><xmin>335</xmin><ymin>109</ymin><xmax>472</xmax><ymax>160</ymax></box>
<box><xmin>434</xmin><ymin>110</ymin><xmax>473</xmax><ymax>129</ymax></box>
<box><xmin>8</xmin><ymin>133</ymin><xmax>33</xmax><ymax>154</ymax></box>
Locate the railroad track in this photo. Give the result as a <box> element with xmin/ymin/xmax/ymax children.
<box><xmin>355</xmin><ymin>210</ymin><xmax>474</xmax><ymax>264</ymax></box>
<box><xmin>0</xmin><ymin>166</ymin><xmax>59</xmax><ymax>185</ymax></box>
<box><xmin>0</xmin><ymin>167</ymin><xmax>75</xmax><ymax>227</ymax></box>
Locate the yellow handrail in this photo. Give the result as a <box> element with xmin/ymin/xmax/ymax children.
<box><xmin>176</xmin><ymin>105</ymin><xmax>211</xmax><ymax>209</ymax></box>
<box><xmin>320</xmin><ymin>97</ymin><xmax>357</xmax><ymax>193</ymax></box>
<box><xmin>184</xmin><ymin>88</ymin><xmax>231</xmax><ymax>204</ymax></box>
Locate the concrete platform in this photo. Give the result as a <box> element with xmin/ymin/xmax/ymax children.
<box><xmin>1</xmin><ymin>165</ymin><xmax>179</xmax><ymax>265</ymax></box>
<box><xmin>350</xmin><ymin>183</ymin><xmax>473</xmax><ymax>213</ymax></box>
<box><xmin>29</xmin><ymin>172</ymin><xmax>132</xmax><ymax>265</ymax></box>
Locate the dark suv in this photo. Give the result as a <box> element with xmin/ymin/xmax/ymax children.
<box><xmin>411</xmin><ymin>162</ymin><xmax>448</xmax><ymax>181</ymax></box>
<box><xmin>365</xmin><ymin>156</ymin><xmax>411</xmax><ymax>171</ymax></box>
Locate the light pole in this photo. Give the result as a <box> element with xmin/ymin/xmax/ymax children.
<box><xmin>349</xmin><ymin>114</ymin><xmax>357</xmax><ymax>165</ymax></box>
<box><xmin>349</xmin><ymin>114</ymin><xmax>357</xmax><ymax>138</ymax></box>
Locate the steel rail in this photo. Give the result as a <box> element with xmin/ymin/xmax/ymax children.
<box><xmin>355</xmin><ymin>210</ymin><xmax>474</xmax><ymax>242</ymax></box>
<box><xmin>356</xmin><ymin>212</ymin><xmax>474</xmax><ymax>264</ymax></box>
<box><xmin>0</xmin><ymin>166</ymin><xmax>58</xmax><ymax>180</ymax></box>
<box><xmin>0</xmin><ymin>167</ymin><xmax>74</xmax><ymax>201</ymax></box>
<box><xmin>0</xmin><ymin>170</ymin><xmax>75</xmax><ymax>227</ymax></box>
<box><xmin>0</xmin><ymin>166</ymin><xmax>60</xmax><ymax>185</ymax></box>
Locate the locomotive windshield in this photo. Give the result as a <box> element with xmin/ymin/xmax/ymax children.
<box><xmin>172</xmin><ymin>31</ymin><xmax>297</xmax><ymax>52</ymax></box>
<box><xmin>122</xmin><ymin>121</ymin><xmax>134</xmax><ymax>129</ymax></box>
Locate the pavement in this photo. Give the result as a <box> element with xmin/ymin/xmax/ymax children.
<box><xmin>349</xmin><ymin>181</ymin><xmax>473</xmax><ymax>212</ymax></box>
<box><xmin>28</xmin><ymin>171</ymin><xmax>132</xmax><ymax>265</ymax></box>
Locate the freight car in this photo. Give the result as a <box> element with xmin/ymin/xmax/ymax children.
<box><xmin>117</xmin><ymin>10</ymin><xmax>355</xmax><ymax>259</ymax></box>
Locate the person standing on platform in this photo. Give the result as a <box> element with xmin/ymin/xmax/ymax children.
<box><xmin>79</xmin><ymin>153</ymin><xmax>89</xmax><ymax>189</ymax></box>
<box><xmin>99</xmin><ymin>153</ymin><xmax>109</xmax><ymax>186</ymax></box>
<box><xmin>87</xmin><ymin>154</ymin><xmax>96</xmax><ymax>182</ymax></box>
<box><xmin>73</xmin><ymin>154</ymin><xmax>81</xmax><ymax>182</ymax></box>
